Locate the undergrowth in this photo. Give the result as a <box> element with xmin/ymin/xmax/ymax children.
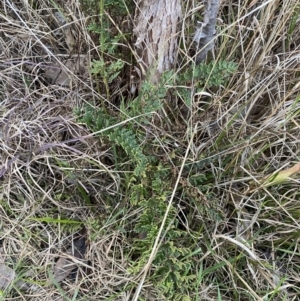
<box><xmin>77</xmin><ymin>54</ymin><xmax>238</xmax><ymax>299</ymax></box>
<box><xmin>1</xmin><ymin>0</ymin><xmax>300</xmax><ymax>300</ymax></box>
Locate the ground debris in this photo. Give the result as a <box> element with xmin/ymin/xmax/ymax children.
<box><xmin>52</xmin><ymin>236</ymin><xmax>87</xmax><ymax>283</ymax></box>
<box><xmin>42</xmin><ymin>55</ymin><xmax>90</xmax><ymax>86</ymax></box>
<box><xmin>0</xmin><ymin>248</ymin><xmax>15</xmax><ymax>289</ymax></box>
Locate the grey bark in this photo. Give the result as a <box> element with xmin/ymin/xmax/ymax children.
<box><xmin>193</xmin><ymin>0</ymin><xmax>220</xmax><ymax>64</ymax></box>
<box><xmin>133</xmin><ymin>0</ymin><xmax>181</xmax><ymax>85</ymax></box>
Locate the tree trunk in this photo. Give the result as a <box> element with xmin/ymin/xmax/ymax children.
<box><xmin>193</xmin><ymin>0</ymin><xmax>220</xmax><ymax>64</ymax></box>
<box><xmin>133</xmin><ymin>0</ymin><xmax>181</xmax><ymax>85</ymax></box>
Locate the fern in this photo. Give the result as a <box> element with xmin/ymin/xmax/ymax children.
<box><xmin>79</xmin><ymin>104</ymin><xmax>116</xmax><ymax>129</ymax></box>
<box><xmin>77</xmin><ymin>66</ymin><xmax>203</xmax><ymax>298</ymax></box>
<box><xmin>119</xmin><ymin>74</ymin><xmax>167</xmax><ymax>122</ymax></box>
<box><xmin>176</xmin><ymin>59</ymin><xmax>237</xmax><ymax>109</ymax></box>
<box><xmin>87</xmin><ymin>0</ymin><xmax>128</xmax><ymax>98</ymax></box>
<box><xmin>108</xmin><ymin>127</ymin><xmax>148</xmax><ymax>176</ymax></box>
<box><xmin>129</xmin><ymin>164</ymin><xmax>198</xmax><ymax>300</ymax></box>
<box><xmin>91</xmin><ymin>58</ymin><xmax>124</xmax><ymax>84</ymax></box>
<box><xmin>196</xmin><ymin>60</ymin><xmax>237</xmax><ymax>87</ymax></box>
<box><xmin>179</xmin><ymin>59</ymin><xmax>237</xmax><ymax>89</ymax></box>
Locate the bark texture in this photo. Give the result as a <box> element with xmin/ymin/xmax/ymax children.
<box><xmin>133</xmin><ymin>0</ymin><xmax>181</xmax><ymax>84</ymax></box>
<box><xmin>193</xmin><ymin>0</ymin><xmax>220</xmax><ymax>64</ymax></box>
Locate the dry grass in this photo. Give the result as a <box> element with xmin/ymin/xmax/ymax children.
<box><xmin>1</xmin><ymin>0</ymin><xmax>300</xmax><ymax>300</ymax></box>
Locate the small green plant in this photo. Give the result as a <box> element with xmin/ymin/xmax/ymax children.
<box><xmin>78</xmin><ymin>67</ymin><xmax>211</xmax><ymax>298</ymax></box>
<box><xmin>78</xmin><ymin>105</ymin><xmax>148</xmax><ymax>176</ymax></box>
<box><xmin>179</xmin><ymin>60</ymin><xmax>237</xmax><ymax>90</ymax></box>
<box><xmin>88</xmin><ymin>21</ymin><xmax>125</xmax><ymax>98</ymax></box>
<box><xmin>77</xmin><ymin>70</ymin><xmax>171</xmax><ymax>176</ymax></box>
<box><xmin>87</xmin><ymin>0</ymin><xmax>133</xmax><ymax>98</ymax></box>
<box><xmin>108</xmin><ymin>127</ymin><xmax>148</xmax><ymax>176</ymax></box>
<box><xmin>90</xmin><ymin>56</ymin><xmax>125</xmax><ymax>84</ymax></box>
<box><xmin>77</xmin><ymin>55</ymin><xmax>238</xmax><ymax>297</ymax></box>
<box><xmin>176</xmin><ymin>59</ymin><xmax>237</xmax><ymax>108</ymax></box>
<box><xmin>128</xmin><ymin>163</ymin><xmax>199</xmax><ymax>300</ymax></box>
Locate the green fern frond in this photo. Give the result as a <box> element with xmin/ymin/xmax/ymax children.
<box><xmin>108</xmin><ymin>127</ymin><xmax>148</xmax><ymax>176</ymax></box>
<box><xmin>180</xmin><ymin>59</ymin><xmax>237</xmax><ymax>89</ymax></box>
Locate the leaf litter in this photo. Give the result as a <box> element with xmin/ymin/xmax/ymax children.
<box><xmin>0</xmin><ymin>248</ymin><xmax>15</xmax><ymax>290</ymax></box>
<box><xmin>52</xmin><ymin>236</ymin><xmax>87</xmax><ymax>283</ymax></box>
